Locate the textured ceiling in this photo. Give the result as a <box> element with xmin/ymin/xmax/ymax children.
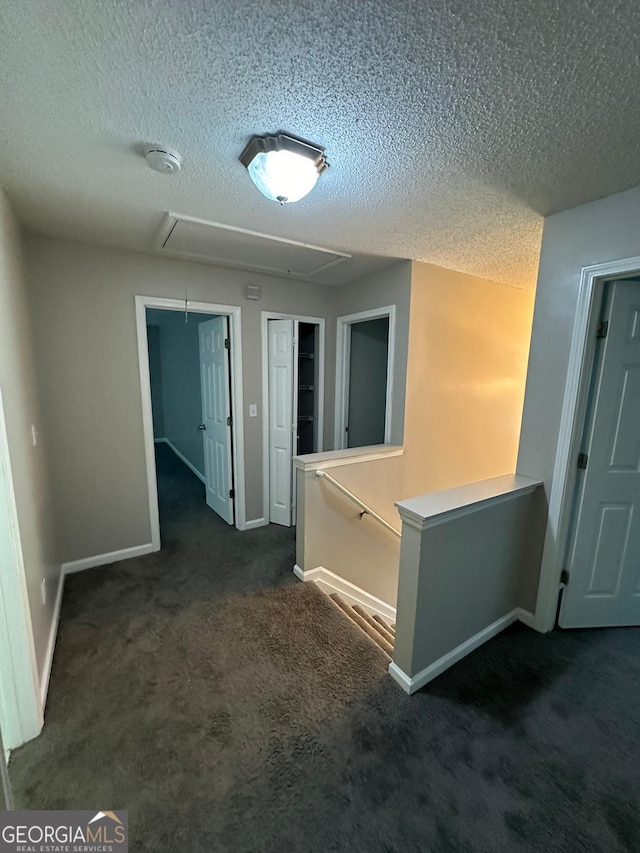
<box><xmin>2</xmin><ymin>0</ymin><xmax>640</xmax><ymax>288</ymax></box>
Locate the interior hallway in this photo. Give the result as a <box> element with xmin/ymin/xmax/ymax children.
<box><xmin>7</xmin><ymin>445</ymin><xmax>640</xmax><ymax>852</ymax></box>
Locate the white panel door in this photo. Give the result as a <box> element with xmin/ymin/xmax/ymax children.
<box><xmin>199</xmin><ymin>316</ymin><xmax>234</xmax><ymax>525</ymax></box>
<box><xmin>268</xmin><ymin>319</ymin><xmax>295</xmax><ymax>526</ymax></box>
<box><xmin>561</xmin><ymin>280</ymin><xmax>640</xmax><ymax>628</ymax></box>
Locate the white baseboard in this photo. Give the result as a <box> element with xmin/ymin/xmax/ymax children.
<box><xmin>389</xmin><ymin>609</ymin><xmax>519</xmax><ymax>694</ymax></box>
<box><xmin>245</xmin><ymin>517</ymin><xmax>268</xmax><ymax>530</ymax></box>
<box><xmin>514</xmin><ymin>607</ymin><xmax>537</xmax><ymax>629</ymax></box>
<box><xmin>39</xmin><ymin>570</ymin><xmax>65</xmax><ymax>712</ymax></box>
<box><xmin>154</xmin><ymin>437</ymin><xmax>167</xmax><ymax>444</ymax></box>
<box><xmin>40</xmin><ymin>539</ymin><xmax>159</xmax><ymax>716</ymax></box>
<box><xmin>292</xmin><ymin>565</ymin><xmax>396</xmax><ymax>622</ymax></box>
<box><xmin>164</xmin><ymin>438</ymin><xmax>205</xmax><ymax>484</ymax></box>
<box><xmin>62</xmin><ymin>542</ymin><xmax>157</xmax><ymax>575</ymax></box>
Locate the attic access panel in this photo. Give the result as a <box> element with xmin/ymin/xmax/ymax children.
<box><xmin>156</xmin><ymin>214</ymin><xmax>351</xmax><ymax>278</ymax></box>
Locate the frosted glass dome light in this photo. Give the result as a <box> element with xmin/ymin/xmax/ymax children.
<box><xmin>240</xmin><ymin>133</ymin><xmax>328</xmax><ymax>204</ymax></box>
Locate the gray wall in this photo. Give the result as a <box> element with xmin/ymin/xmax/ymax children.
<box><xmin>334</xmin><ymin>261</ymin><xmax>412</xmax><ymax>445</ymax></box>
<box><xmin>0</xmin><ymin>190</ymin><xmax>58</xmax><ymax>681</ymax></box>
<box><xmin>517</xmin><ymin>185</ymin><xmax>640</xmax><ymax>552</ymax></box>
<box><xmin>147</xmin><ymin>325</ymin><xmax>165</xmax><ymax>438</ymax></box>
<box><xmin>394</xmin><ymin>487</ymin><xmax>544</xmax><ymax>679</ymax></box>
<box><xmin>25</xmin><ymin>235</ymin><xmax>341</xmax><ymax>562</ymax></box>
<box><xmin>347</xmin><ymin>317</ymin><xmax>389</xmax><ymax>447</ymax></box>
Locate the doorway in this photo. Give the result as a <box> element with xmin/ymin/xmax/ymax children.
<box><xmin>560</xmin><ymin>277</ymin><xmax>640</xmax><ymax>628</ymax></box>
<box><xmin>261</xmin><ymin>313</ymin><xmax>325</xmax><ymax>527</ymax></box>
<box><xmin>534</xmin><ymin>260</ymin><xmax>640</xmax><ymax>633</ymax></box>
<box><xmin>145</xmin><ymin>308</ymin><xmax>235</xmax><ymax>526</ymax></box>
<box><xmin>135</xmin><ymin>297</ymin><xmax>246</xmax><ymax>544</ymax></box>
<box><xmin>335</xmin><ymin>306</ymin><xmax>395</xmax><ymax>449</ymax></box>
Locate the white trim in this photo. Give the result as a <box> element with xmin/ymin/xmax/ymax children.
<box><xmin>0</xmin><ymin>386</ymin><xmax>42</xmax><ymax>749</ymax></box>
<box><xmin>154</xmin><ymin>436</ymin><xmax>167</xmax><ymax>444</ymax></box>
<box><xmin>39</xmin><ymin>572</ymin><xmax>64</xmax><ymax>712</ymax></box>
<box><xmin>533</xmin><ymin>256</ymin><xmax>640</xmax><ymax>632</ymax></box>
<box><xmin>163</xmin><ymin>438</ymin><xmax>205</xmax><ymax>484</ymax></box>
<box><xmin>155</xmin><ymin>212</ymin><xmax>351</xmax><ymax>278</ymax></box>
<box><xmin>293</xmin><ymin>565</ymin><xmax>396</xmax><ymax>622</ymax></box>
<box><xmin>261</xmin><ymin>312</ymin><xmax>326</xmax><ymax>525</ymax></box>
<box><xmin>294</xmin><ymin>445</ymin><xmax>404</xmax><ymax>473</ymax></box>
<box><xmin>62</xmin><ymin>542</ymin><xmax>156</xmax><ymax>575</ymax></box>
<box><xmin>388</xmin><ymin>609</ymin><xmax>519</xmax><ymax>694</ymax></box>
<box><xmin>334</xmin><ymin>305</ymin><xmax>396</xmax><ymax>449</ymax></box>
<box><xmin>396</xmin><ymin>474</ymin><xmax>541</xmax><ymax>532</ymax></box>
<box><xmin>245</xmin><ymin>517</ymin><xmax>268</xmax><ymax>530</ymax></box>
<box><xmin>41</xmin><ymin>537</ymin><xmax>169</xmax><ymax>714</ymax></box>
<box><xmin>135</xmin><ymin>295</ymin><xmax>248</xmax><ymax>536</ymax></box>
<box><xmin>514</xmin><ymin>607</ymin><xmax>537</xmax><ymax>629</ymax></box>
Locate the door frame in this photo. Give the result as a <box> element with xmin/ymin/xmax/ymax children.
<box><xmin>334</xmin><ymin>305</ymin><xmax>396</xmax><ymax>450</ymax></box>
<box><xmin>534</xmin><ymin>256</ymin><xmax>640</xmax><ymax>632</ymax></box>
<box><xmin>135</xmin><ymin>296</ymin><xmax>247</xmax><ymax>541</ymax></box>
<box><xmin>261</xmin><ymin>312</ymin><xmax>325</xmax><ymax>525</ymax></box>
<box><xmin>0</xmin><ymin>386</ymin><xmax>43</xmax><ymax>751</ymax></box>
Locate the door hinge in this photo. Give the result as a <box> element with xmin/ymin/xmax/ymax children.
<box><xmin>560</xmin><ymin>569</ymin><xmax>570</xmax><ymax>586</ymax></box>
<box><xmin>227</xmin><ymin>415</ymin><xmax>232</xmax><ymax>427</ymax></box>
<box><xmin>577</xmin><ymin>452</ymin><xmax>588</xmax><ymax>470</ymax></box>
<box><xmin>224</xmin><ymin>338</ymin><xmax>231</xmax><ymax>349</ymax></box>
<box><xmin>596</xmin><ymin>320</ymin><xmax>608</xmax><ymax>340</ymax></box>
<box><xmin>229</xmin><ymin>488</ymin><xmax>235</xmax><ymax>499</ymax></box>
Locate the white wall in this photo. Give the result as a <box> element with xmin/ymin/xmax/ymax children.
<box><xmin>0</xmin><ymin>191</ymin><xmax>59</xmax><ymax>687</ymax></box>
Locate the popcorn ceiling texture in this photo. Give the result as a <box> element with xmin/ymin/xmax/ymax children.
<box><xmin>1</xmin><ymin>0</ymin><xmax>640</xmax><ymax>288</ymax></box>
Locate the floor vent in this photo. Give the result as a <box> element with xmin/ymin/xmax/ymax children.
<box><xmin>329</xmin><ymin>593</ymin><xmax>395</xmax><ymax>658</ymax></box>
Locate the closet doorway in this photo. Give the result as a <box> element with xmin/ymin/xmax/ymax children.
<box><xmin>261</xmin><ymin>313</ymin><xmax>325</xmax><ymax>527</ymax></box>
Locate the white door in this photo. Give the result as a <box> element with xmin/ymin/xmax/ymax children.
<box><xmin>561</xmin><ymin>280</ymin><xmax>640</xmax><ymax>628</ymax></box>
<box><xmin>199</xmin><ymin>316</ymin><xmax>234</xmax><ymax>525</ymax></box>
<box><xmin>268</xmin><ymin>319</ymin><xmax>297</xmax><ymax>526</ymax></box>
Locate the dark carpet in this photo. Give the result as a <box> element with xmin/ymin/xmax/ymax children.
<box><xmin>9</xmin><ymin>444</ymin><xmax>640</xmax><ymax>852</ymax></box>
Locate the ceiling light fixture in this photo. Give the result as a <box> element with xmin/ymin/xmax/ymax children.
<box><xmin>239</xmin><ymin>133</ymin><xmax>328</xmax><ymax>204</ymax></box>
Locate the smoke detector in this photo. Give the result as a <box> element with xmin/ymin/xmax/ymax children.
<box><xmin>145</xmin><ymin>145</ymin><xmax>182</xmax><ymax>174</ymax></box>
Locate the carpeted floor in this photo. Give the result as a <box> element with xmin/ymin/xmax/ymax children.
<box><xmin>9</xmin><ymin>444</ymin><xmax>640</xmax><ymax>852</ymax></box>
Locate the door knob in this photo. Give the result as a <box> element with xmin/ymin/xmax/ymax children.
<box><xmin>197</xmin><ymin>424</ymin><xmax>206</xmax><ymax>431</ymax></box>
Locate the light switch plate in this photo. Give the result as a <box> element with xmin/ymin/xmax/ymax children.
<box><xmin>249</xmin><ymin>404</ymin><xmax>257</xmax><ymax>417</ymax></box>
